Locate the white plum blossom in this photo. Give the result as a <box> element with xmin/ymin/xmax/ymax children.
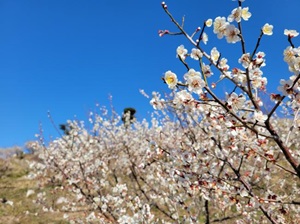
<box><xmin>210</xmin><ymin>47</ymin><xmax>220</xmax><ymax>63</ymax></box>
<box><xmin>184</xmin><ymin>68</ymin><xmax>201</xmax><ymax>80</ymax></box>
<box><xmin>205</xmin><ymin>19</ymin><xmax>212</xmax><ymax>27</ymax></box>
<box><xmin>176</xmin><ymin>45</ymin><xmax>188</xmax><ymax>60</ymax></box>
<box><xmin>252</xmin><ymin>76</ymin><xmax>267</xmax><ymax>89</ymax></box>
<box><xmin>226</xmin><ymin>92</ymin><xmax>246</xmax><ymax>112</ymax></box>
<box><xmin>225</xmin><ymin>24</ymin><xmax>241</xmax><ymax>43</ymax></box>
<box><xmin>202</xmin><ymin>63</ymin><xmax>213</xmax><ymax>77</ymax></box>
<box><xmin>283</xmin><ymin>46</ymin><xmax>300</xmax><ymax>72</ymax></box>
<box><xmin>283</xmin><ymin>46</ymin><xmax>296</xmax><ymax>63</ymax></box>
<box><xmin>277</xmin><ymin>79</ymin><xmax>293</xmax><ymax>96</ymax></box>
<box><xmin>284</xmin><ymin>29</ymin><xmax>299</xmax><ymax>38</ymax></box>
<box><xmin>254</xmin><ymin>51</ymin><xmax>266</xmax><ymax>67</ymax></box>
<box><xmin>187</xmin><ymin>76</ymin><xmax>206</xmax><ymax>94</ymax></box>
<box><xmin>228</xmin><ymin>7</ymin><xmax>242</xmax><ymax>23</ymax></box>
<box><xmin>291</xmin><ymin>57</ymin><xmax>300</xmax><ymax>72</ymax></box>
<box><xmin>262</xmin><ymin>23</ymin><xmax>273</xmax><ymax>35</ymax></box>
<box><xmin>253</xmin><ymin>110</ymin><xmax>268</xmax><ymax>123</ymax></box>
<box><xmin>219</xmin><ymin>58</ymin><xmax>230</xmax><ymax>71</ymax></box>
<box><xmin>232</xmin><ymin>68</ymin><xmax>246</xmax><ymax>85</ymax></box>
<box><xmin>213</xmin><ymin>16</ymin><xmax>229</xmax><ymax>39</ymax></box>
<box><xmin>150</xmin><ymin>92</ymin><xmax>165</xmax><ymax>110</ymax></box>
<box><xmin>228</xmin><ymin>7</ymin><xmax>251</xmax><ymax>23</ymax></box>
<box><xmin>241</xmin><ymin>7</ymin><xmax>251</xmax><ymax>21</ymax></box>
<box><xmin>202</xmin><ymin>32</ymin><xmax>208</xmax><ymax>44</ymax></box>
<box><xmin>190</xmin><ymin>48</ymin><xmax>203</xmax><ymax>60</ymax></box>
<box><xmin>173</xmin><ymin>89</ymin><xmax>193</xmax><ymax>106</ymax></box>
<box><xmin>164</xmin><ymin>70</ymin><xmax>178</xmax><ymax>89</ymax></box>
<box><xmin>238</xmin><ymin>53</ymin><xmax>251</xmax><ymax>68</ymax></box>
<box><xmin>249</xmin><ymin>67</ymin><xmax>263</xmax><ymax>79</ymax></box>
<box><xmin>290</xmin><ymin>75</ymin><xmax>300</xmax><ymax>91</ymax></box>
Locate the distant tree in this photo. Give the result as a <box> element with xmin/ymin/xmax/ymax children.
<box><xmin>59</xmin><ymin>124</ymin><xmax>72</xmax><ymax>135</ymax></box>
<box><xmin>121</xmin><ymin>107</ymin><xmax>136</xmax><ymax>127</ymax></box>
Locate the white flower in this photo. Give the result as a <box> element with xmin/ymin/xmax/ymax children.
<box><xmin>202</xmin><ymin>32</ymin><xmax>208</xmax><ymax>44</ymax></box>
<box><xmin>249</xmin><ymin>67</ymin><xmax>263</xmax><ymax>79</ymax></box>
<box><xmin>187</xmin><ymin>76</ymin><xmax>206</xmax><ymax>94</ymax></box>
<box><xmin>228</xmin><ymin>7</ymin><xmax>242</xmax><ymax>23</ymax></box>
<box><xmin>284</xmin><ymin>29</ymin><xmax>299</xmax><ymax>38</ymax></box>
<box><xmin>289</xmin><ymin>50</ymin><xmax>300</xmax><ymax>72</ymax></box>
<box><xmin>254</xmin><ymin>110</ymin><xmax>267</xmax><ymax>123</ymax></box>
<box><xmin>238</xmin><ymin>53</ymin><xmax>251</xmax><ymax>68</ymax></box>
<box><xmin>225</xmin><ymin>24</ymin><xmax>241</xmax><ymax>43</ymax></box>
<box><xmin>173</xmin><ymin>90</ymin><xmax>193</xmax><ymax>105</ymax></box>
<box><xmin>226</xmin><ymin>92</ymin><xmax>246</xmax><ymax>112</ymax></box>
<box><xmin>254</xmin><ymin>51</ymin><xmax>266</xmax><ymax>67</ymax></box>
<box><xmin>283</xmin><ymin>46</ymin><xmax>296</xmax><ymax>63</ymax></box>
<box><xmin>202</xmin><ymin>63</ymin><xmax>213</xmax><ymax>77</ymax></box>
<box><xmin>213</xmin><ymin>17</ymin><xmax>229</xmax><ymax>39</ymax></box>
<box><xmin>277</xmin><ymin>79</ymin><xmax>293</xmax><ymax>96</ymax></box>
<box><xmin>176</xmin><ymin>45</ymin><xmax>188</xmax><ymax>60</ymax></box>
<box><xmin>205</xmin><ymin>19</ymin><xmax>212</xmax><ymax>27</ymax></box>
<box><xmin>252</xmin><ymin>76</ymin><xmax>267</xmax><ymax>89</ymax></box>
<box><xmin>184</xmin><ymin>68</ymin><xmax>201</xmax><ymax>80</ymax></box>
<box><xmin>262</xmin><ymin>23</ymin><xmax>273</xmax><ymax>35</ymax></box>
<box><xmin>219</xmin><ymin>58</ymin><xmax>229</xmax><ymax>71</ymax></box>
<box><xmin>164</xmin><ymin>70</ymin><xmax>178</xmax><ymax>89</ymax></box>
<box><xmin>150</xmin><ymin>92</ymin><xmax>165</xmax><ymax>110</ymax></box>
<box><xmin>210</xmin><ymin>47</ymin><xmax>220</xmax><ymax>63</ymax></box>
<box><xmin>190</xmin><ymin>48</ymin><xmax>203</xmax><ymax>60</ymax></box>
<box><xmin>241</xmin><ymin>7</ymin><xmax>251</xmax><ymax>21</ymax></box>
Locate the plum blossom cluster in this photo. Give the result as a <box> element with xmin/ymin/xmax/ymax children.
<box><xmin>151</xmin><ymin>0</ymin><xmax>300</xmax><ymax>222</ymax></box>
<box><xmin>212</xmin><ymin>6</ymin><xmax>251</xmax><ymax>43</ymax></box>
<box><xmin>31</xmin><ymin>103</ymin><xmax>300</xmax><ymax>223</ymax></box>
<box><xmin>279</xmin><ymin>30</ymin><xmax>300</xmax><ymax>111</ymax></box>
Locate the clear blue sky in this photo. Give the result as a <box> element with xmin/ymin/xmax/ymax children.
<box><xmin>0</xmin><ymin>0</ymin><xmax>299</xmax><ymax>148</ymax></box>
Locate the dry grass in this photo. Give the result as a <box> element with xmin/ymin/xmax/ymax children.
<box><xmin>0</xmin><ymin>155</ymin><xmax>71</xmax><ymax>224</ymax></box>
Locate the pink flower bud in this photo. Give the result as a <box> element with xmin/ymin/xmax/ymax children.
<box><xmin>158</xmin><ymin>30</ymin><xmax>169</xmax><ymax>37</ymax></box>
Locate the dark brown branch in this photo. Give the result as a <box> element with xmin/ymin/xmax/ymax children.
<box><xmin>250</xmin><ymin>31</ymin><xmax>264</xmax><ymax>59</ymax></box>
<box><xmin>196</xmin><ymin>21</ymin><xmax>207</xmax><ymax>47</ymax></box>
<box><xmin>264</xmin><ymin>120</ymin><xmax>300</xmax><ymax>178</ymax></box>
<box><xmin>178</xmin><ymin>54</ymin><xmax>190</xmax><ymax>71</ymax></box>
<box><xmin>238</xmin><ymin>22</ymin><xmax>246</xmax><ymax>54</ymax></box>
<box><xmin>205</xmin><ymin>200</ymin><xmax>210</xmax><ymax>224</ymax></box>
<box><xmin>288</xmin><ymin>36</ymin><xmax>295</xmax><ymax>48</ymax></box>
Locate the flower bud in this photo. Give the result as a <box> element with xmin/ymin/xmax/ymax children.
<box><xmin>161</xmin><ymin>2</ymin><xmax>167</xmax><ymax>9</ymax></box>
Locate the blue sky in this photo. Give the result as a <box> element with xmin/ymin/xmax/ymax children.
<box><xmin>0</xmin><ymin>0</ymin><xmax>299</xmax><ymax>148</ymax></box>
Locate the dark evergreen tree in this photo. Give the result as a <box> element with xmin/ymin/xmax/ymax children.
<box><xmin>59</xmin><ymin>124</ymin><xmax>72</xmax><ymax>135</ymax></box>
<box><xmin>122</xmin><ymin>107</ymin><xmax>136</xmax><ymax>127</ymax></box>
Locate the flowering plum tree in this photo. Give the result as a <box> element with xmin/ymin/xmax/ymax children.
<box><xmin>30</xmin><ymin>0</ymin><xmax>300</xmax><ymax>223</ymax></box>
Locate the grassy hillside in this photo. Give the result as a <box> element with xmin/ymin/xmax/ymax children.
<box><xmin>0</xmin><ymin>154</ymin><xmax>72</xmax><ymax>224</ymax></box>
